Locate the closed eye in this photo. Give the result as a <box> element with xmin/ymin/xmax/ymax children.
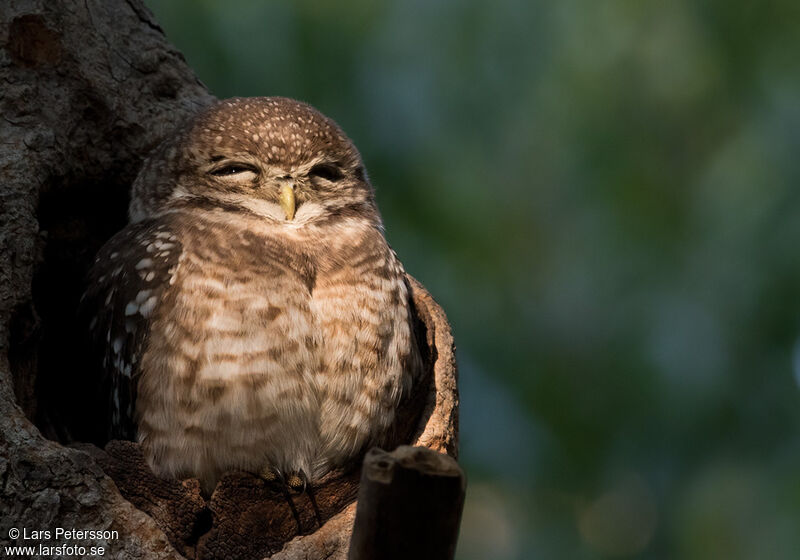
<box><xmin>210</xmin><ymin>164</ymin><xmax>259</xmax><ymax>177</ymax></box>
<box><xmin>308</xmin><ymin>163</ymin><xmax>343</xmax><ymax>182</ymax></box>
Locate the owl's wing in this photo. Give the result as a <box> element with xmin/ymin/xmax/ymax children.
<box><xmin>81</xmin><ymin>219</ymin><xmax>181</xmax><ymax>441</ymax></box>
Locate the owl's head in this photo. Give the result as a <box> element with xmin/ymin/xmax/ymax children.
<box><xmin>130</xmin><ymin>97</ymin><xmax>380</xmax><ymax>226</ymax></box>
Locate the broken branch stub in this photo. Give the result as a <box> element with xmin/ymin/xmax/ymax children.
<box><xmin>348</xmin><ymin>446</ymin><xmax>466</xmax><ymax>560</ymax></box>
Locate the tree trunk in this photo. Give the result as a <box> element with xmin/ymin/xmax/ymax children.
<box><xmin>0</xmin><ymin>2</ymin><xmax>459</xmax><ymax>559</ymax></box>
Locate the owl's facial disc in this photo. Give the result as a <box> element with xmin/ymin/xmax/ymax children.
<box><xmin>202</xmin><ymin>160</ymin><xmax>309</xmax><ymax>221</ymax></box>
<box><xmin>203</xmin><ymin>154</ymin><xmax>357</xmax><ymax>219</ymax></box>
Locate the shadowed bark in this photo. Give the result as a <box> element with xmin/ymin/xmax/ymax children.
<box><xmin>349</xmin><ymin>446</ymin><xmax>465</xmax><ymax>560</ymax></box>
<box><xmin>0</xmin><ymin>1</ymin><xmax>459</xmax><ymax>558</ymax></box>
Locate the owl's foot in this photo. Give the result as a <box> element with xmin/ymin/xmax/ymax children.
<box><xmin>286</xmin><ymin>470</ymin><xmax>308</xmax><ymax>494</ymax></box>
<box><xmin>256</xmin><ymin>466</ymin><xmax>320</xmax><ymax>530</ymax></box>
<box><xmin>259</xmin><ymin>466</ymin><xmax>307</xmax><ymax>494</ymax></box>
<box><xmin>260</xmin><ymin>465</ymin><xmax>282</xmax><ymax>483</ymax></box>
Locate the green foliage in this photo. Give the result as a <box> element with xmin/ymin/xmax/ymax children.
<box><xmin>146</xmin><ymin>1</ymin><xmax>800</xmax><ymax>557</ymax></box>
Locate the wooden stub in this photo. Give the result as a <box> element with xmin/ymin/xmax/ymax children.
<box><xmin>348</xmin><ymin>446</ymin><xmax>466</xmax><ymax>560</ymax></box>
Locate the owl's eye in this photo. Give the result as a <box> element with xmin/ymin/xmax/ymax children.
<box><xmin>308</xmin><ymin>163</ymin><xmax>343</xmax><ymax>182</ymax></box>
<box><xmin>210</xmin><ymin>164</ymin><xmax>259</xmax><ymax>177</ymax></box>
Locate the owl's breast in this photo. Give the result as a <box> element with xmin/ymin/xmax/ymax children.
<box><xmin>133</xmin><ymin>214</ymin><xmax>323</xmax><ymax>488</ymax></box>
<box><xmin>308</xmin><ymin>223</ymin><xmax>423</xmax><ymax>473</ymax></box>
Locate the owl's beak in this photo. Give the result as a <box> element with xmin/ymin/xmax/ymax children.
<box><xmin>279</xmin><ymin>183</ymin><xmax>296</xmax><ymax>220</ymax></box>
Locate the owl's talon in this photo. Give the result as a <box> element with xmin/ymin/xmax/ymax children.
<box><xmin>286</xmin><ymin>470</ymin><xmax>307</xmax><ymax>494</ymax></box>
<box><xmin>260</xmin><ymin>465</ymin><xmax>283</xmax><ymax>483</ymax></box>
<box><xmin>258</xmin><ymin>466</ymin><xmax>305</xmax><ymax>493</ymax></box>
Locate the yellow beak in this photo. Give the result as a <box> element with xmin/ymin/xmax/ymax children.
<box><xmin>279</xmin><ymin>183</ymin><xmax>295</xmax><ymax>220</ymax></box>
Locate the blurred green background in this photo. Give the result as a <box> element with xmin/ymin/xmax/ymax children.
<box><xmin>144</xmin><ymin>1</ymin><xmax>800</xmax><ymax>558</ymax></box>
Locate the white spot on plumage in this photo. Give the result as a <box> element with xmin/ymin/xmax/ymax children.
<box><xmin>136</xmin><ymin>258</ymin><xmax>153</xmax><ymax>270</ymax></box>
<box><xmin>139</xmin><ymin>295</ymin><xmax>158</xmax><ymax>318</ymax></box>
<box><xmin>125</xmin><ymin>302</ymin><xmax>138</xmax><ymax>316</ymax></box>
<box><xmin>135</xmin><ymin>289</ymin><xmax>153</xmax><ymax>304</ymax></box>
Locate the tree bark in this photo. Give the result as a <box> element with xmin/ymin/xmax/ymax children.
<box><xmin>0</xmin><ymin>1</ymin><xmax>459</xmax><ymax>559</ymax></box>
<box><xmin>349</xmin><ymin>446</ymin><xmax>466</xmax><ymax>560</ymax></box>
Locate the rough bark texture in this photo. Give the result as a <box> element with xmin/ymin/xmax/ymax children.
<box><xmin>0</xmin><ymin>1</ymin><xmax>459</xmax><ymax>559</ymax></box>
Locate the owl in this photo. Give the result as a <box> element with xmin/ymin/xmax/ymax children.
<box><xmin>83</xmin><ymin>97</ymin><xmax>424</xmax><ymax>494</ymax></box>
